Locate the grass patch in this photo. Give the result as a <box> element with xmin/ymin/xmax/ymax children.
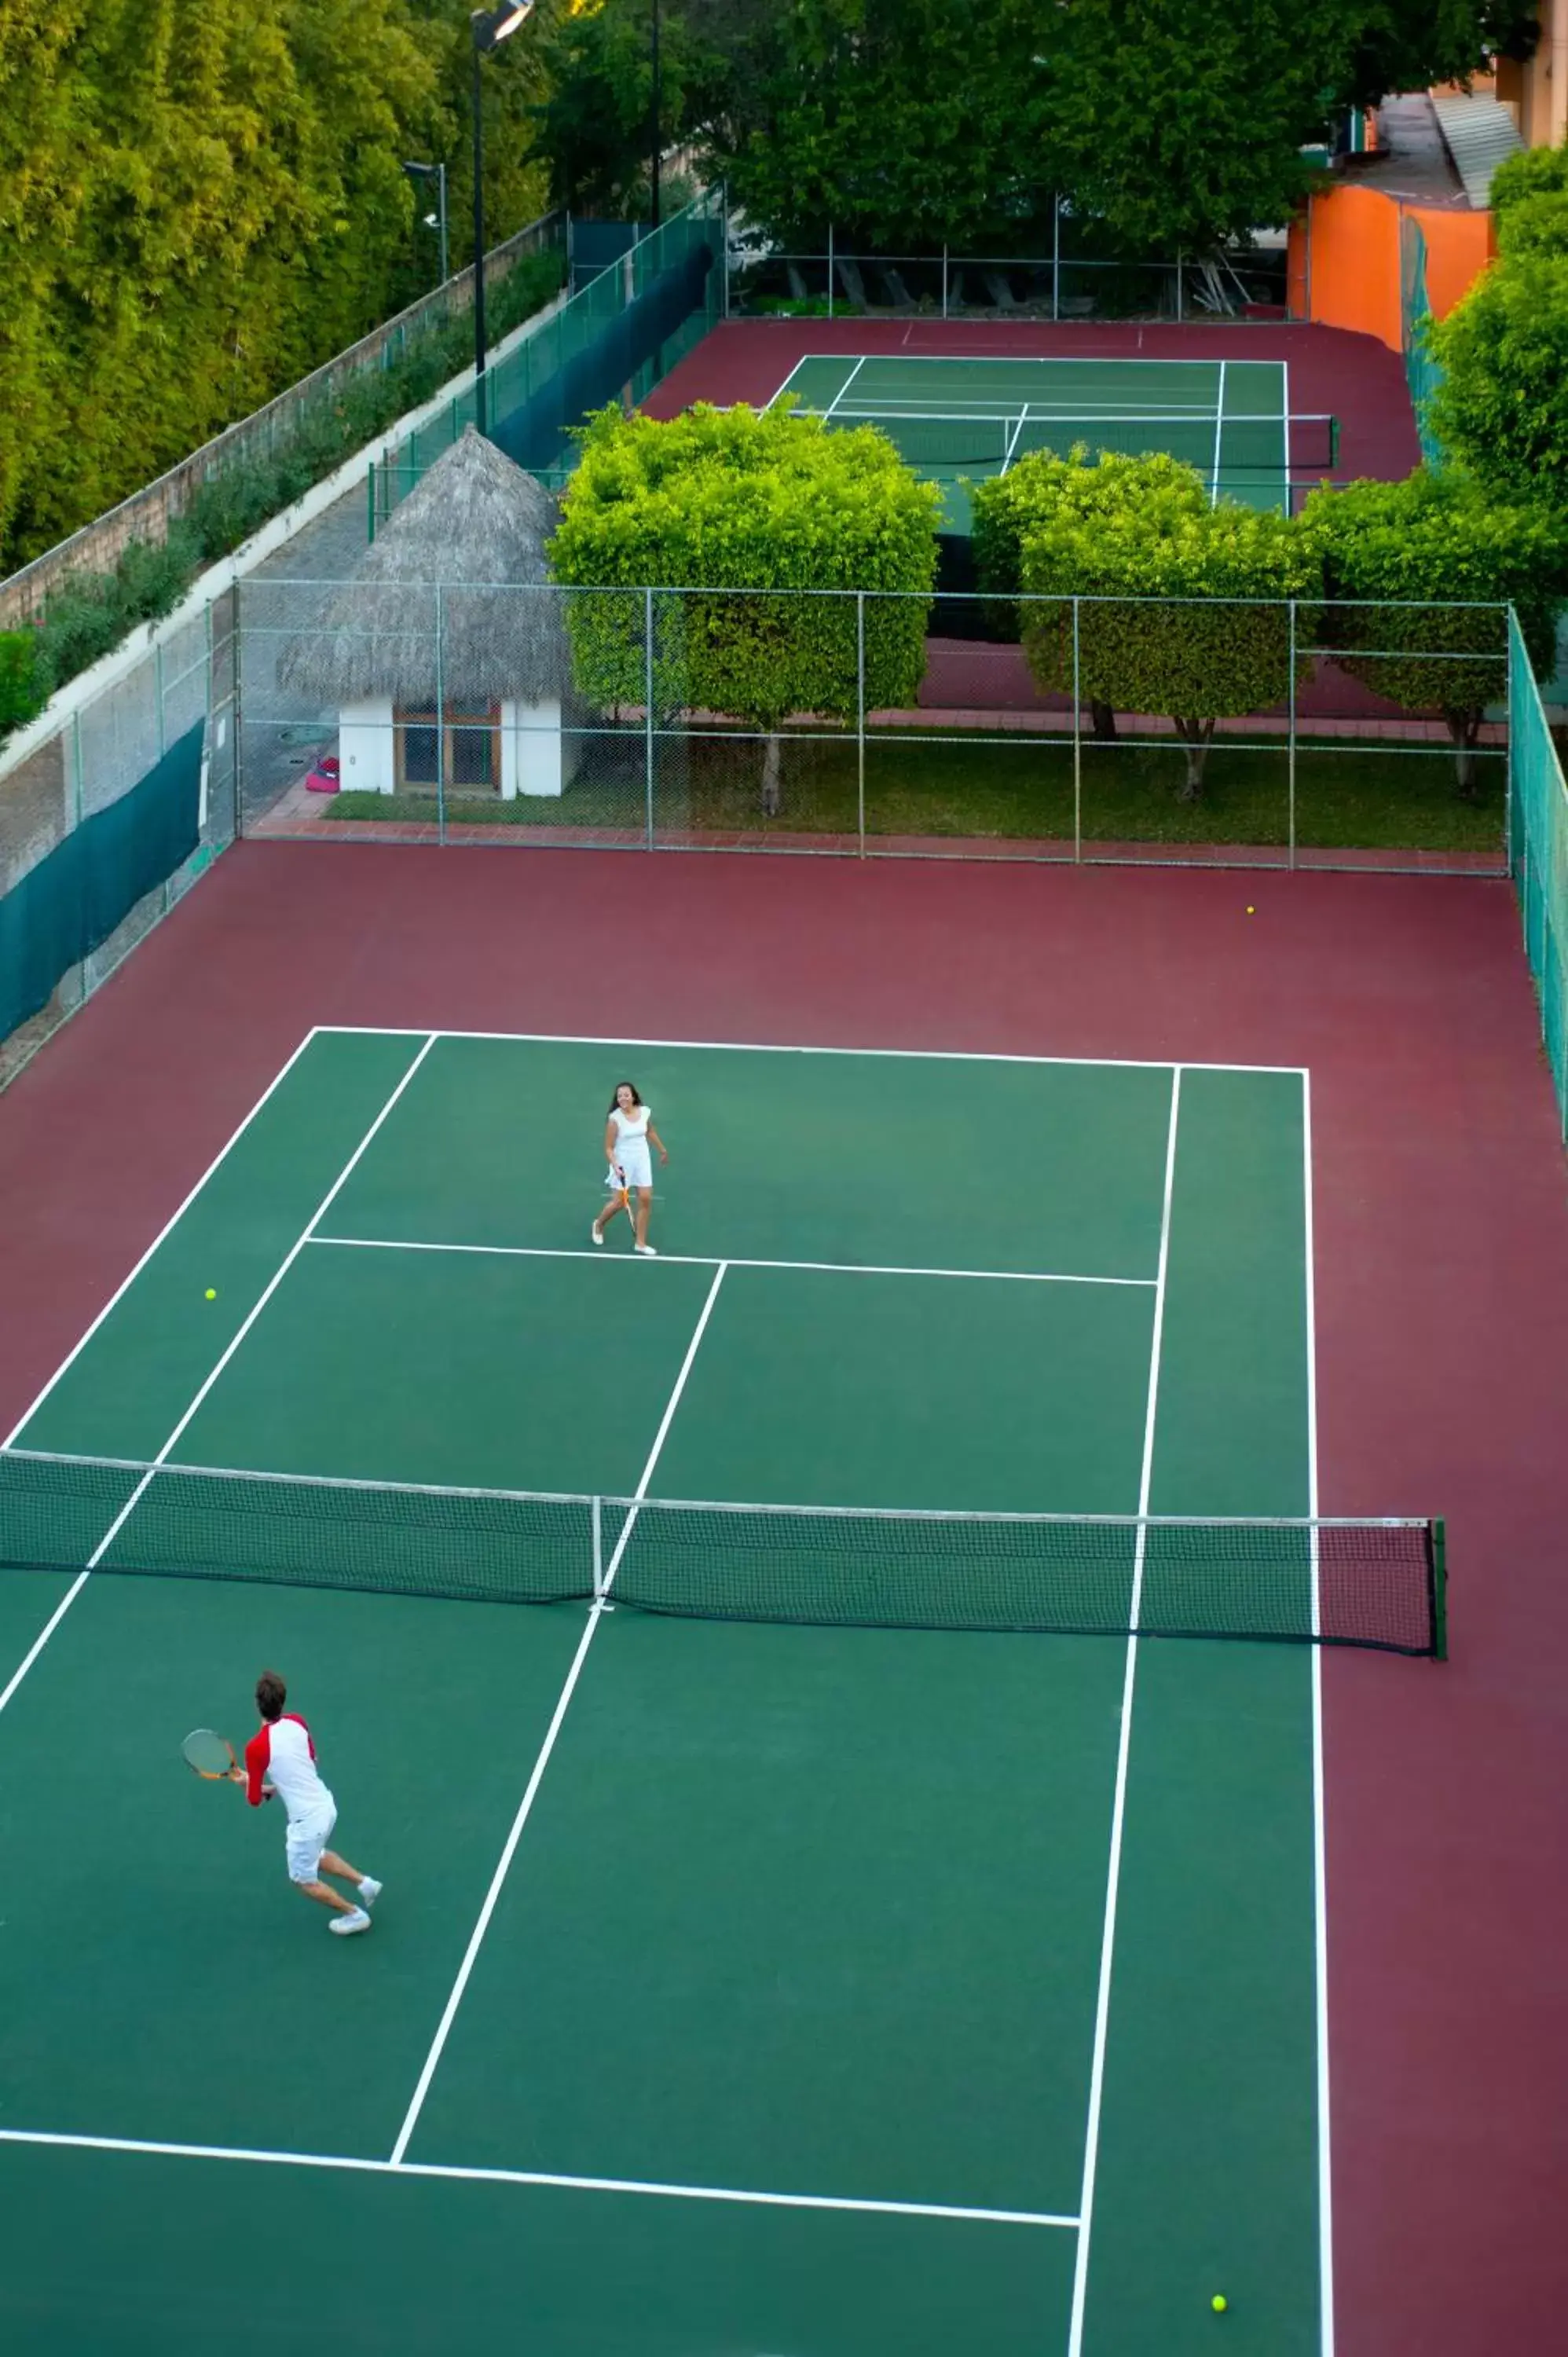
<box><xmin>321</xmin><ymin>726</ymin><xmax>1507</xmax><ymax>854</ymax></box>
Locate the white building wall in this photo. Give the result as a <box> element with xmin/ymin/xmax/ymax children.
<box><xmin>338</xmin><ymin>698</ymin><xmax>395</xmax><ymax>794</ymax></box>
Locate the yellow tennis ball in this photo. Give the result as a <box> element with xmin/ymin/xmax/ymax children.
<box><xmin>204</xmin><ymin>1288</ymin><xmax>217</xmax><ymax>1300</ymax></box>
<box><xmin>1246</xmin><ymin>904</ymin><xmax>1255</xmax><ymax>915</ymax></box>
<box><xmin>1212</xmin><ymin>2294</ymin><xmax>1228</xmax><ymax>2314</ymax></box>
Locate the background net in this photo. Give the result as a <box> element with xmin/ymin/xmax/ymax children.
<box><xmin>0</xmin><ymin>1449</ymin><xmax>1444</xmax><ymax>1655</ymax></box>
<box><xmin>804</xmin><ymin>408</ymin><xmax>1337</xmax><ymax>480</ymax></box>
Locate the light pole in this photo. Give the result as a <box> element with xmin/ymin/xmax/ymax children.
<box><xmin>649</xmin><ymin>0</ymin><xmax>661</xmax><ymax>231</ymax></box>
<box><xmin>402</xmin><ymin>160</ymin><xmax>449</xmax><ymax>286</ymax></box>
<box><xmin>470</xmin><ymin>3</ymin><xmax>535</xmax><ymax>437</ymax></box>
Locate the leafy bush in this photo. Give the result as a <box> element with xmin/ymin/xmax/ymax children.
<box><xmin>1301</xmin><ymin>471</ymin><xmax>1568</xmax><ymax>791</ymax></box>
<box><xmin>550</xmin><ymin>403</ymin><xmax>940</xmax><ymax>810</ymax></box>
<box><xmin>1488</xmin><ymin>139</ymin><xmax>1568</xmax><ymax>221</ymax></box>
<box><xmin>973</xmin><ymin>446</ymin><xmax>1213</xmax><ymax>735</ymax></box>
<box><xmin>1427</xmin><ymin>243</ymin><xmax>1568</xmax><ymax>505</ymax></box>
<box><xmin>2</xmin><ymin>247</ymin><xmax>566</xmax><ymax>738</ymax></box>
<box><xmin>1495</xmin><ymin>191</ymin><xmax>1568</xmax><ymax>262</ymax></box>
<box><xmin>976</xmin><ymin>449</ymin><xmax>1319</xmax><ymax>796</ymax></box>
<box><xmin>0</xmin><ymin>632</ymin><xmax>48</xmax><ymax>734</ymax></box>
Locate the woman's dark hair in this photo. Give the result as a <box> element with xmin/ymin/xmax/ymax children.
<box><xmin>255</xmin><ymin>1670</ymin><xmax>288</xmax><ymax>1722</ymax></box>
<box><xmin>606</xmin><ymin>1080</ymin><xmax>643</xmax><ymax>1112</ymax></box>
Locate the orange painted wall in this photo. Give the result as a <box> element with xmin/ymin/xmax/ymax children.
<box><xmin>1286</xmin><ymin>183</ymin><xmax>1497</xmax><ymax>353</ymax></box>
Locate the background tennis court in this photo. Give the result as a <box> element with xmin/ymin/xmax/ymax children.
<box><xmin>771</xmin><ymin>353</ymin><xmax>1335</xmax><ymax>527</ymax></box>
<box><xmin>1</xmin><ymin>1026</ymin><xmax>1362</xmax><ymax>2351</ymax></box>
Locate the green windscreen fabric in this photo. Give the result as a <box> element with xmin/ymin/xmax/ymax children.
<box><xmin>0</xmin><ymin>721</ymin><xmax>203</xmax><ymax>1039</ymax></box>
<box><xmin>1509</xmin><ymin>609</ymin><xmax>1568</xmax><ymax>1133</ymax></box>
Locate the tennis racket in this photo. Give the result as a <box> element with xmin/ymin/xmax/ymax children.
<box><xmin>182</xmin><ymin>1728</ymin><xmax>236</xmax><ymax>1780</ymax></box>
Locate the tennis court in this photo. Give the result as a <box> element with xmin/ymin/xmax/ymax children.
<box><xmin>770</xmin><ymin>353</ymin><xmax>1338</xmax><ymax>527</ymax></box>
<box><xmin>0</xmin><ymin>1025</ymin><xmax>1440</xmax><ymax>2355</ymax></box>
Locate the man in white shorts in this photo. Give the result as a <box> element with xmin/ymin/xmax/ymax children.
<box><xmin>234</xmin><ymin>1670</ymin><xmax>382</xmax><ymax>1937</ymax></box>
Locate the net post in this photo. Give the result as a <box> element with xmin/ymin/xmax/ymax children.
<box><xmin>827</xmin><ymin>222</ymin><xmax>834</xmax><ymax>319</ymax></box>
<box><xmin>856</xmin><ymin>590</ymin><xmax>866</xmax><ymax>856</ymax></box>
<box><xmin>941</xmin><ymin>245</ymin><xmax>949</xmax><ymax>319</ymax></box>
<box><xmin>1429</xmin><ymin>1518</ymin><xmax>1448</xmax><ymax>1660</ymax></box>
<box><xmin>1051</xmin><ymin>196</ymin><xmax>1061</xmax><ymax>322</ymax></box>
<box><xmin>592</xmin><ymin>1494</ymin><xmax>604</xmax><ymax>1602</ymax></box>
<box><xmin>1176</xmin><ymin>251</ymin><xmax>1184</xmax><ymax>321</ymax></box>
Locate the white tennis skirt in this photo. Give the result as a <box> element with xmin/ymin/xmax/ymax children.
<box><xmin>607</xmin><ymin>1140</ymin><xmax>654</xmax><ymax>1192</ymax></box>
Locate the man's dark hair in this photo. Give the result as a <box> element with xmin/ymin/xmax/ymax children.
<box><xmin>255</xmin><ymin>1670</ymin><xmax>288</xmax><ymax>1722</ymax></box>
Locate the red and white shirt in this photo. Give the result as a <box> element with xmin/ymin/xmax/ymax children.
<box><xmin>245</xmin><ymin>1714</ymin><xmax>330</xmax><ymax>1823</ymax></box>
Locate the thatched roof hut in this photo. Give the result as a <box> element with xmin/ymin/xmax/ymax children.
<box><xmin>278</xmin><ymin>427</ymin><xmax>570</xmax><ymax>709</ymax></box>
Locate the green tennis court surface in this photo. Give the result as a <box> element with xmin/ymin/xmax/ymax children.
<box><xmin>771</xmin><ymin>353</ymin><xmax>1333</xmax><ymax>529</ymax></box>
<box><xmin>0</xmin><ymin>1027</ymin><xmax>1336</xmax><ymax>2355</ymax></box>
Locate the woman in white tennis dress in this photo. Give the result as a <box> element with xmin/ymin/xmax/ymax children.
<box><xmin>591</xmin><ymin>1080</ymin><xmax>669</xmax><ymax>1255</ymax></box>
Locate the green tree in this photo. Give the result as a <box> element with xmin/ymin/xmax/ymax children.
<box><xmin>549</xmin><ymin>402</ymin><xmax>939</xmax><ymax>811</ymax></box>
<box><xmin>527</xmin><ymin>0</ymin><xmax>709</xmax><ymax>217</ymax></box>
<box><xmin>1301</xmin><ymin>471</ymin><xmax>1568</xmax><ymax>793</ymax></box>
<box><xmin>1486</xmin><ymin>130</ymin><xmax>1568</xmax><ymax>221</ymax></box>
<box><xmin>1000</xmin><ymin>450</ymin><xmax>1319</xmax><ymax>797</ymax></box>
<box><xmin>0</xmin><ymin>0</ymin><xmax>549</xmax><ymax>574</ymax></box>
<box><xmin>1427</xmin><ymin>245</ymin><xmax>1568</xmax><ymax>508</ymax></box>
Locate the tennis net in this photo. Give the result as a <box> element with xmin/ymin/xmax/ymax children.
<box><xmin>798</xmin><ymin>406</ymin><xmax>1339</xmax><ymax>477</ymax></box>
<box><xmin>0</xmin><ymin>1447</ymin><xmax>1445</xmax><ymax>1655</ymax></box>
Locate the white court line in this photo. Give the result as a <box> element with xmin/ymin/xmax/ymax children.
<box><xmin>0</xmin><ymin>1034</ymin><xmax>438</xmax><ymax>1725</ymax></box>
<box><xmin>310</xmin><ymin>1025</ymin><xmax>1310</xmax><ymax>1079</ymax></box>
<box><xmin>803</xmin><ymin>354</ymin><xmax>1230</xmax><ymax>375</ymax></box>
<box><xmin>1303</xmin><ymin>1068</ymin><xmax>1335</xmax><ymax>2357</ymax></box>
<box><xmin>0</xmin><ymin>2127</ymin><xmax>1074</xmax><ymax>2227</ymax></box>
<box><xmin>1209</xmin><ymin>358</ymin><xmax>1228</xmax><ymax>508</ymax></box>
<box><xmin>387</xmin><ymin>1263</ymin><xmax>730</xmax><ymax>2169</ymax></box>
<box><xmin>310</xmin><ymin>1235</ymin><xmax>1156</xmax><ymax>1289</ymax></box>
<box><xmin>2</xmin><ymin>1028</ymin><xmax>324</xmax><ymax>1451</ymax></box>
<box><xmin>1066</xmin><ymin>1065</ymin><xmax>1182</xmax><ymax>2357</ymax></box>
<box><xmin>822</xmin><ymin>355</ymin><xmax>868</xmax><ymax>417</ymax></box>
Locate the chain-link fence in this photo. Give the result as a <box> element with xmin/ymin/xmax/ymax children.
<box><xmin>727</xmin><ymin>214</ymin><xmax>1295</xmax><ymax>324</ymax></box>
<box><xmin>368</xmin><ymin>190</ymin><xmax>727</xmax><ymax>532</ymax></box>
<box><xmin>238</xmin><ymin>579</ymin><xmax>1512</xmax><ymax>874</ymax></box>
<box><xmin>1399</xmin><ymin>216</ymin><xmax>1445</xmax><ymax>469</ymax></box>
<box><xmin>0</xmin><ymin>599</ymin><xmax>235</xmax><ymax>1086</ymax></box>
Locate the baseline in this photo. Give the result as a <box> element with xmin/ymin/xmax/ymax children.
<box><xmin>307</xmin><ymin>1024</ymin><xmax>1309</xmax><ymax>1079</ymax></box>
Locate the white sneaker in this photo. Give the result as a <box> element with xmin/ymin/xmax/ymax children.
<box><xmin>590</xmin><ymin>1223</ymin><xmax>603</xmax><ymax>1246</ymax></box>
<box><xmin>635</xmin><ymin>1243</ymin><xmax>658</xmax><ymax>1256</ymax></box>
<box><xmin>329</xmin><ymin>1907</ymin><xmax>372</xmax><ymax>1937</ymax></box>
<box><xmin>357</xmin><ymin>1877</ymin><xmax>383</xmax><ymax>1909</ymax></box>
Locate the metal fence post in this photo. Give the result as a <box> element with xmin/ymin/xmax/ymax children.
<box><xmin>1072</xmin><ymin>598</ymin><xmax>1083</xmax><ymax>863</ymax></box>
<box><xmin>644</xmin><ymin>587</ymin><xmax>656</xmax><ymax>849</ymax></box>
<box><xmin>1052</xmin><ymin>196</ymin><xmax>1061</xmax><ymax>323</ymax></box>
<box><xmin>1288</xmin><ymin>598</ymin><xmax>1298</xmax><ymax>868</ymax></box>
<box><xmin>857</xmin><ymin>591</ymin><xmax>866</xmax><ymax>857</ymax></box>
<box><xmin>155</xmin><ymin>639</ymin><xmax>167</xmax><ymax>757</ymax></box>
<box><xmin>941</xmin><ymin>246</ymin><xmax>949</xmax><ymax>319</ymax></box>
<box><xmin>434</xmin><ymin>582</ymin><xmax>446</xmax><ymax>845</ymax></box>
<box><xmin>827</xmin><ymin>222</ymin><xmax>834</xmax><ymax>318</ymax></box>
<box><xmin>1176</xmin><ymin>252</ymin><xmax>1184</xmax><ymax>321</ymax></box>
<box><xmin>722</xmin><ymin>183</ymin><xmax>731</xmax><ymax>317</ymax></box>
